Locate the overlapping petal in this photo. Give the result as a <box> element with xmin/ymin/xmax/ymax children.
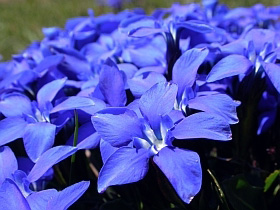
<box><xmin>172</xmin><ymin>112</ymin><xmax>232</xmax><ymax>140</ymax></box>
<box><xmin>27</xmin><ymin>146</ymin><xmax>77</xmax><ymax>183</ymax></box>
<box><xmin>128</xmin><ymin>71</ymin><xmax>166</xmax><ymax>98</ymax></box>
<box><xmin>206</xmin><ymin>54</ymin><xmax>253</xmax><ymax>82</ymax></box>
<box><xmin>139</xmin><ymin>82</ymin><xmax>177</xmax><ymax>135</ymax></box>
<box><xmin>51</xmin><ymin>96</ymin><xmax>106</xmax><ymax>115</ymax></box>
<box><xmin>37</xmin><ymin>77</ymin><xmax>67</xmax><ymax>108</ymax></box>
<box><xmin>26</xmin><ymin>189</ymin><xmax>57</xmax><ymax>210</ymax></box>
<box><xmin>47</xmin><ymin>181</ymin><xmax>90</xmax><ymax>209</ymax></box>
<box><xmin>34</xmin><ymin>55</ymin><xmax>64</xmax><ymax>75</ymax></box>
<box><xmin>0</xmin><ymin>117</ymin><xmax>27</xmax><ymax>146</ymax></box>
<box><xmin>98</xmin><ymin>147</ymin><xmax>150</xmax><ymax>193</ymax></box>
<box><xmin>0</xmin><ymin>179</ymin><xmax>31</xmax><ymax>210</ymax></box>
<box><xmin>176</xmin><ymin>20</ymin><xmax>214</xmax><ymax>33</ymax></box>
<box><xmin>129</xmin><ymin>27</ymin><xmax>165</xmax><ymax>37</ymax></box>
<box><xmin>188</xmin><ymin>94</ymin><xmax>240</xmax><ymax>124</ymax></box>
<box><xmin>0</xmin><ymin>94</ymin><xmax>32</xmax><ymax>117</ymax></box>
<box><xmin>119</xmin><ymin>15</ymin><xmax>158</xmax><ymax>34</ymax></box>
<box><xmin>263</xmin><ymin>62</ymin><xmax>280</xmax><ymax>93</ymax></box>
<box><xmin>0</xmin><ymin>146</ymin><xmax>18</xmax><ymax>185</ymax></box>
<box><xmin>99</xmin><ymin>59</ymin><xmax>126</xmax><ymax>107</ymax></box>
<box><xmin>76</xmin><ymin>132</ymin><xmax>101</xmax><ymax>150</ymax></box>
<box><xmin>153</xmin><ymin>146</ymin><xmax>202</xmax><ymax>204</ymax></box>
<box><xmin>172</xmin><ymin>48</ymin><xmax>209</xmax><ymax>99</ymax></box>
<box><xmin>100</xmin><ymin>139</ymin><xmax>118</xmax><ymax>163</ymax></box>
<box><xmin>23</xmin><ymin>122</ymin><xmax>56</xmax><ymax>162</ymax></box>
<box><xmin>92</xmin><ymin>108</ymin><xmax>142</xmax><ymax>147</ymax></box>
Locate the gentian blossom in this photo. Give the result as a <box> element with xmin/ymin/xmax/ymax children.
<box><xmin>0</xmin><ymin>78</ymin><xmax>67</xmax><ymax>162</ymax></box>
<box><xmin>92</xmin><ymin>82</ymin><xmax>232</xmax><ymax>203</ymax></box>
<box><xmin>0</xmin><ymin>0</ymin><xmax>279</xmax><ymax>208</ymax></box>
<box><xmin>0</xmin><ymin>145</ymin><xmax>89</xmax><ymax>209</ymax></box>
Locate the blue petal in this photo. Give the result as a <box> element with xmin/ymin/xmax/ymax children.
<box><xmin>129</xmin><ymin>27</ymin><xmax>164</xmax><ymax>37</ymax></box>
<box><xmin>65</xmin><ymin>17</ymin><xmax>88</xmax><ymax>31</ymax></box>
<box><xmin>52</xmin><ymin>111</ymin><xmax>72</xmax><ymax>132</ymax></box>
<box><xmin>77</xmin><ymin>132</ymin><xmax>101</xmax><ymax>150</ymax></box>
<box><xmin>177</xmin><ymin>20</ymin><xmax>214</xmax><ymax>33</ymax></box>
<box><xmin>160</xmin><ymin>115</ymin><xmax>174</xmax><ymax>145</ymax></box>
<box><xmin>10</xmin><ymin>170</ymin><xmax>32</xmax><ymax>197</ymax></box>
<box><xmin>37</xmin><ymin>77</ymin><xmax>67</xmax><ymax>109</ymax></box>
<box><xmin>126</xmin><ymin>99</ymin><xmax>142</xmax><ymax>117</ymax></box>
<box><xmin>98</xmin><ymin>147</ymin><xmax>149</xmax><ymax>193</ymax></box>
<box><xmin>51</xmin><ymin>96</ymin><xmax>106</xmax><ymax>115</ymax></box>
<box><xmin>172</xmin><ymin>112</ymin><xmax>232</xmax><ymax>141</ymax></box>
<box><xmin>188</xmin><ymin>94</ymin><xmax>240</xmax><ymax>124</ymax></box>
<box><xmin>100</xmin><ymin>139</ymin><xmax>118</xmax><ymax>164</ymax></box>
<box><xmin>168</xmin><ymin>110</ymin><xmax>185</xmax><ymax>124</ymax></box>
<box><xmin>47</xmin><ymin>181</ymin><xmax>90</xmax><ymax>209</ymax></box>
<box><xmin>172</xmin><ymin>48</ymin><xmax>209</xmax><ymax>99</ymax></box>
<box><xmin>257</xmin><ymin>109</ymin><xmax>277</xmax><ymax>135</ymax></box>
<box><xmin>117</xmin><ymin>63</ymin><xmax>138</xmax><ymax>78</ymax></box>
<box><xmin>223</xmin><ymin>7</ymin><xmax>253</xmax><ymax>20</ymax></box>
<box><xmin>138</xmin><ymin>66</ymin><xmax>166</xmax><ymax>74</ymax></box>
<box><xmin>139</xmin><ymin>82</ymin><xmax>177</xmax><ymax>135</ymax></box>
<box><xmin>27</xmin><ymin>146</ymin><xmax>77</xmax><ymax>183</ymax></box>
<box><xmin>42</xmin><ymin>27</ymin><xmax>61</xmax><ymax>39</ymax></box>
<box><xmin>0</xmin><ymin>72</ymin><xmax>22</xmax><ymax>90</ymax></box>
<box><xmin>23</xmin><ymin>122</ymin><xmax>56</xmax><ymax>162</ymax></box>
<box><xmin>73</xmin><ymin>30</ymin><xmax>98</xmax><ymax>50</ymax></box>
<box><xmin>153</xmin><ymin>146</ymin><xmax>202</xmax><ymax>204</ymax></box>
<box><xmin>26</xmin><ymin>189</ymin><xmax>57</xmax><ymax>210</ymax></box>
<box><xmin>263</xmin><ymin>62</ymin><xmax>280</xmax><ymax>93</ymax></box>
<box><xmin>92</xmin><ymin>108</ymin><xmax>142</xmax><ymax>147</ymax></box>
<box><xmin>128</xmin><ymin>71</ymin><xmax>166</xmax><ymax>98</ymax></box>
<box><xmin>52</xmin><ymin>47</ymin><xmax>91</xmax><ymax>79</ymax></box>
<box><xmin>206</xmin><ymin>55</ymin><xmax>253</xmax><ymax>82</ymax></box>
<box><xmin>133</xmin><ymin>137</ymin><xmax>151</xmax><ymax>150</ymax></box>
<box><xmin>34</xmin><ymin>55</ymin><xmax>64</xmax><ymax>75</ymax></box>
<box><xmin>220</xmin><ymin>39</ymin><xmax>247</xmax><ymax>55</ymax></box>
<box><xmin>99</xmin><ymin>59</ymin><xmax>126</xmax><ymax>107</ymax></box>
<box><xmin>0</xmin><ymin>146</ymin><xmax>18</xmax><ymax>185</ymax></box>
<box><xmin>0</xmin><ymin>117</ymin><xmax>27</xmax><ymax>146</ymax></box>
<box><xmin>119</xmin><ymin>15</ymin><xmax>157</xmax><ymax>34</ymax></box>
<box><xmin>0</xmin><ymin>94</ymin><xmax>32</xmax><ymax>117</ymax></box>
<box><xmin>0</xmin><ymin>179</ymin><xmax>31</xmax><ymax>210</ymax></box>
<box><xmin>122</xmin><ymin>45</ymin><xmax>165</xmax><ymax>68</ymax></box>
<box><xmin>243</xmin><ymin>29</ymin><xmax>276</xmax><ymax>53</ymax></box>
<box><xmin>81</xmin><ymin>42</ymin><xmax>107</xmax><ymax>65</ymax></box>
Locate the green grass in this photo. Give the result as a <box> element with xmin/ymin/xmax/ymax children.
<box><xmin>0</xmin><ymin>0</ymin><xmax>278</xmax><ymax>60</ymax></box>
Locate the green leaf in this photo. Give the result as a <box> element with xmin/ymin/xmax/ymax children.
<box><xmin>223</xmin><ymin>174</ymin><xmax>266</xmax><ymax>210</ymax></box>
<box><xmin>69</xmin><ymin>109</ymin><xmax>79</xmax><ymax>185</ymax></box>
<box><xmin>264</xmin><ymin>170</ymin><xmax>280</xmax><ymax>193</ymax></box>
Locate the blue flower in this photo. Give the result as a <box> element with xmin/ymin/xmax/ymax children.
<box><xmin>0</xmin><ymin>145</ymin><xmax>89</xmax><ymax>210</ymax></box>
<box><xmin>120</xmin><ymin>13</ymin><xmax>214</xmax><ymax>78</ymax></box>
<box><xmin>0</xmin><ymin>78</ymin><xmax>67</xmax><ymax>162</ymax></box>
<box><xmin>92</xmin><ymin>82</ymin><xmax>232</xmax><ymax>203</ymax></box>
<box><xmin>205</xmin><ymin>28</ymin><xmax>280</xmax><ymax>134</ymax></box>
<box><xmin>207</xmin><ymin>29</ymin><xmax>280</xmax><ymax>90</ymax></box>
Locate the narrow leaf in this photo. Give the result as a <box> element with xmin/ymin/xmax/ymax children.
<box><xmin>264</xmin><ymin>170</ymin><xmax>280</xmax><ymax>192</ymax></box>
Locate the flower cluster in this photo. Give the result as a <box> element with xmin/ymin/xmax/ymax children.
<box><xmin>0</xmin><ymin>0</ymin><xmax>280</xmax><ymax>209</ymax></box>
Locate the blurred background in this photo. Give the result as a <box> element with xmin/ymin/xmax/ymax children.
<box><xmin>0</xmin><ymin>0</ymin><xmax>279</xmax><ymax>61</ymax></box>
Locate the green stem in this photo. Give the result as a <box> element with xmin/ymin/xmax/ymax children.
<box><xmin>207</xmin><ymin>169</ymin><xmax>231</xmax><ymax>210</ymax></box>
<box><xmin>69</xmin><ymin>109</ymin><xmax>79</xmax><ymax>185</ymax></box>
